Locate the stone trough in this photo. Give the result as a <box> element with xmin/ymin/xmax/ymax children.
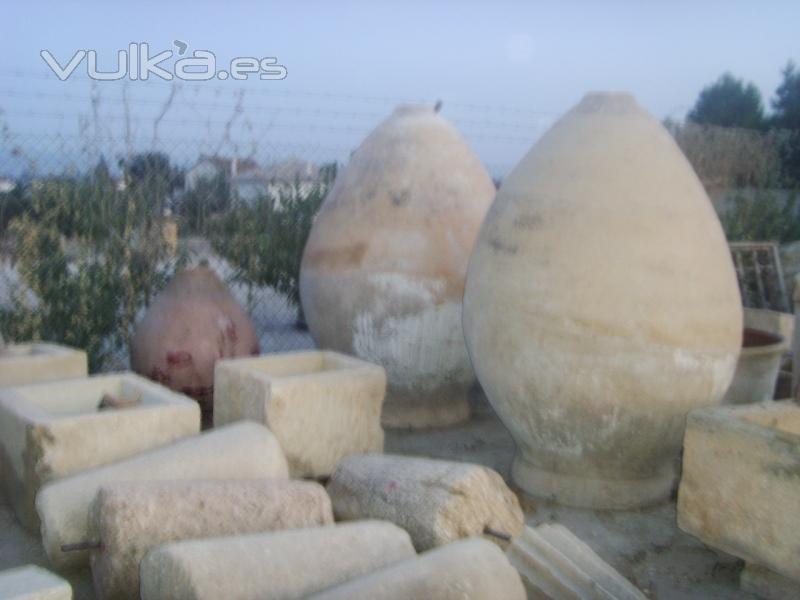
<box><xmin>678</xmin><ymin>400</ymin><xmax>800</xmax><ymax>584</ymax></box>
<box><xmin>0</xmin><ymin>372</ymin><xmax>200</xmax><ymax>531</ymax></box>
<box><xmin>0</xmin><ymin>343</ymin><xmax>87</xmax><ymax>388</ymax></box>
<box><xmin>214</xmin><ymin>350</ymin><xmax>385</xmax><ymax>477</ymax></box>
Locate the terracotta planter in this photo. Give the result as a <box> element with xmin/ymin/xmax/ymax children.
<box><xmin>130</xmin><ymin>267</ymin><xmax>259</xmax><ymax>428</ymax></box>
<box><xmin>463</xmin><ymin>92</ymin><xmax>742</xmax><ymax>509</ymax></box>
<box><xmin>300</xmin><ymin>105</ymin><xmax>495</xmax><ymax>428</ymax></box>
<box><xmin>723</xmin><ymin>327</ymin><xmax>787</xmax><ymax>405</ymax></box>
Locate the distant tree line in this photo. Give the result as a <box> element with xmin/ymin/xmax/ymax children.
<box><xmin>687</xmin><ymin>62</ymin><xmax>800</xmax><ymax>186</ymax></box>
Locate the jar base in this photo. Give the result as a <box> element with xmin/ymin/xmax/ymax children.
<box><xmin>381</xmin><ymin>391</ymin><xmax>470</xmax><ymax>429</ymax></box>
<box><xmin>512</xmin><ymin>454</ymin><xmax>676</xmax><ymax>510</ymax></box>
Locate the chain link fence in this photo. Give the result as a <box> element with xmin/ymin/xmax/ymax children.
<box><xmin>0</xmin><ymin>77</ymin><xmax>551</xmax><ymax>373</ymax></box>
<box><xmin>1</xmin><ymin>79</ymin><xmax>798</xmax><ymax>372</ymax></box>
<box><xmin>0</xmin><ymin>134</ymin><xmax>341</xmax><ymax>372</ymax></box>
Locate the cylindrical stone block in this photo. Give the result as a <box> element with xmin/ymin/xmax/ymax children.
<box><xmin>36</xmin><ymin>422</ymin><xmax>289</xmax><ymax>570</ymax></box>
<box><xmin>140</xmin><ymin>520</ymin><xmax>416</xmax><ymax>600</ymax></box>
<box><xmin>0</xmin><ymin>564</ymin><xmax>72</xmax><ymax>600</ymax></box>
<box><xmin>89</xmin><ymin>479</ymin><xmax>333</xmax><ymax>600</ymax></box>
<box><xmin>326</xmin><ymin>454</ymin><xmax>523</xmax><ymax>551</ymax></box>
<box><xmin>308</xmin><ymin>538</ymin><xmax>526</xmax><ymax>600</ymax></box>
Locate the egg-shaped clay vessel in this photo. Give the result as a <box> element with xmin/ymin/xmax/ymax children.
<box><xmin>130</xmin><ymin>266</ymin><xmax>259</xmax><ymax>428</ymax></box>
<box><xmin>300</xmin><ymin>105</ymin><xmax>495</xmax><ymax>428</ymax></box>
<box><xmin>462</xmin><ymin>92</ymin><xmax>742</xmax><ymax>509</ymax></box>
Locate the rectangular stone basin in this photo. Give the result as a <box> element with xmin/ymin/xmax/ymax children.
<box><xmin>677</xmin><ymin>400</ymin><xmax>800</xmax><ymax>582</ymax></box>
<box><xmin>0</xmin><ymin>372</ymin><xmax>200</xmax><ymax>531</ymax></box>
<box><xmin>0</xmin><ymin>343</ymin><xmax>87</xmax><ymax>387</ymax></box>
<box><xmin>214</xmin><ymin>350</ymin><xmax>386</xmax><ymax>477</ymax></box>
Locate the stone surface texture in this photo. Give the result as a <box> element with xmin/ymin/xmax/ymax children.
<box><xmin>326</xmin><ymin>453</ymin><xmax>523</xmax><ymax>551</ymax></box>
<box><xmin>506</xmin><ymin>523</ymin><xmax>647</xmax><ymax>599</ymax></box>
<box><xmin>739</xmin><ymin>563</ymin><xmax>800</xmax><ymax>600</ymax></box>
<box><xmin>0</xmin><ymin>564</ymin><xmax>71</xmax><ymax>599</ymax></box>
<box><xmin>139</xmin><ymin>520</ymin><xmax>416</xmax><ymax>600</ymax></box>
<box><xmin>0</xmin><ymin>344</ymin><xmax>87</xmax><ymax>389</ymax></box>
<box><xmin>0</xmin><ymin>391</ymin><xmax>762</xmax><ymax>599</ymax></box>
<box><xmin>214</xmin><ymin>350</ymin><xmax>385</xmax><ymax>477</ymax></box>
<box><xmin>793</xmin><ymin>276</ymin><xmax>800</xmax><ymax>396</ymax></box>
<box><xmin>463</xmin><ymin>91</ymin><xmax>742</xmax><ymax>509</ymax></box>
<box><xmin>677</xmin><ymin>401</ymin><xmax>800</xmax><ymax>581</ymax></box>
<box><xmin>89</xmin><ymin>479</ymin><xmax>333</xmax><ymax>600</ymax></box>
<box><xmin>0</xmin><ymin>373</ymin><xmax>200</xmax><ymax>531</ymax></box>
<box><xmin>308</xmin><ymin>538</ymin><xmax>526</xmax><ymax>600</ymax></box>
<box><xmin>36</xmin><ymin>422</ymin><xmax>288</xmax><ymax>570</ymax></box>
<box><xmin>130</xmin><ymin>266</ymin><xmax>260</xmax><ymax>428</ymax></box>
<box><xmin>299</xmin><ymin>104</ymin><xmax>495</xmax><ymax>429</ymax></box>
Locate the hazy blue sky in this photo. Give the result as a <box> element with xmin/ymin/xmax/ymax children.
<box><xmin>1</xmin><ymin>1</ymin><xmax>798</xmax><ymax>175</ymax></box>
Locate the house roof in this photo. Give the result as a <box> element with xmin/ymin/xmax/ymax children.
<box><xmin>262</xmin><ymin>157</ymin><xmax>319</xmax><ymax>183</ymax></box>
<box><xmin>193</xmin><ymin>155</ymin><xmax>260</xmax><ymax>176</ymax></box>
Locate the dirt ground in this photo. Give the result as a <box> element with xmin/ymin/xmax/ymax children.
<box><xmin>1</xmin><ymin>388</ymin><xmax>756</xmax><ymax>599</ymax></box>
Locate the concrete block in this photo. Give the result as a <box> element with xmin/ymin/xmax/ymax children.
<box><xmin>740</xmin><ymin>563</ymin><xmax>800</xmax><ymax>600</ymax></box>
<box><xmin>214</xmin><ymin>350</ymin><xmax>386</xmax><ymax>477</ymax></box>
<box><xmin>506</xmin><ymin>523</ymin><xmax>646</xmax><ymax>599</ymax></box>
<box><xmin>89</xmin><ymin>479</ymin><xmax>334</xmax><ymax>600</ymax></box>
<box><xmin>0</xmin><ymin>343</ymin><xmax>86</xmax><ymax>388</ymax></box>
<box><xmin>140</xmin><ymin>520</ymin><xmax>416</xmax><ymax>600</ymax></box>
<box><xmin>36</xmin><ymin>421</ymin><xmax>289</xmax><ymax>570</ymax></box>
<box><xmin>677</xmin><ymin>401</ymin><xmax>800</xmax><ymax>582</ymax></box>
<box><xmin>326</xmin><ymin>453</ymin><xmax>523</xmax><ymax>551</ymax></box>
<box><xmin>0</xmin><ymin>372</ymin><xmax>200</xmax><ymax>531</ymax></box>
<box><xmin>0</xmin><ymin>564</ymin><xmax>71</xmax><ymax>599</ymax></box>
<box><xmin>308</xmin><ymin>538</ymin><xmax>526</xmax><ymax>600</ymax></box>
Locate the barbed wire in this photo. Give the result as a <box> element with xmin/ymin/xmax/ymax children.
<box><xmin>0</xmin><ymin>69</ymin><xmax>560</xmax><ymax>117</ymax></box>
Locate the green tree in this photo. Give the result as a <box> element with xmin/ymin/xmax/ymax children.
<box><xmin>772</xmin><ymin>61</ymin><xmax>800</xmax><ymax>130</ymax></box>
<box><xmin>771</xmin><ymin>61</ymin><xmax>800</xmax><ymax>185</ymax></box>
<box><xmin>689</xmin><ymin>73</ymin><xmax>766</xmax><ymax>130</ymax></box>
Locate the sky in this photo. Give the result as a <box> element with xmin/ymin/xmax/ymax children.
<box><xmin>0</xmin><ymin>0</ymin><xmax>798</xmax><ymax>176</ymax></box>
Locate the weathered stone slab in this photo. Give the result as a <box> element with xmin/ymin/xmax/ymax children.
<box><xmin>89</xmin><ymin>479</ymin><xmax>333</xmax><ymax>600</ymax></box>
<box><xmin>36</xmin><ymin>422</ymin><xmax>288</xmax><ymax>570</ymax></box>
<box><xmin>0</xmin><ymin>564</ymin><xmax>71</xmax><ymax>599</ymax></box>
<box><xmin>506</xmin><ymin>523</ymin><xmax>646</xmax><ymax>599</ymax></box>
<box><xmin>214</xmin><ymin>350</ymin><xmax>385</xmax><ymax>477</ymax></box>
<box><xmin>326</xmin><ymin>453</ymin><xmax>523</xmax><ymax>551</ymax></box>
<box><xmin>677</xmin><ymin>401</ymin><xmax>800</xmax><ymax>582</ymax></box>
<box><xmin>0</xmin><ymin>372</ymin><xmax>200</xmax><ymax>531</ymax></box>
<box><xmin>0</xmin><ymin>343</ymin><xmax>87</xmax><ymax>388</ymax></box>
<box><xmin>740</xmin><ymin>563</ymin><xmax>800</xmax><ymax>600</ymax></box>
<box><xmin>139</xmin><ymin>520</ymin><xmax>416</xmax><ymax>600</ymax></box>
<box><xmin>308</xmin><ymin>538</ymin><xmax>526</xmax><ymax>600</ymax></box>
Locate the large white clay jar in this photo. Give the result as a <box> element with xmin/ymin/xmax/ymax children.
<box><xmin>462</xmin><ymin>92</ymin><xmax>742</xmax><ymax>508</ymax></box>
<box><xmin>300</xmin><ymin>105</ymin><xmax>495</xmax><ymax>428</ymax></box>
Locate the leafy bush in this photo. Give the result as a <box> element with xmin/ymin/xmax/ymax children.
<box><xmin>720</xmin><ymin>189</ymin><xmax>800</xmax><ymax>243</ymax></box>
<box><xmin>0</xmin><ymin>163</ymin><xmax>181</xmax><ymax>371</ymax></box>
<box><xmin>210</xmin><ymin>173</ymin><xmax>333</xmax><ymax>317</ymax></box>
<box><xmin>175</xmin><ymin>173</ymin><xmax>230</xmax><ymax>234</ymax></box>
